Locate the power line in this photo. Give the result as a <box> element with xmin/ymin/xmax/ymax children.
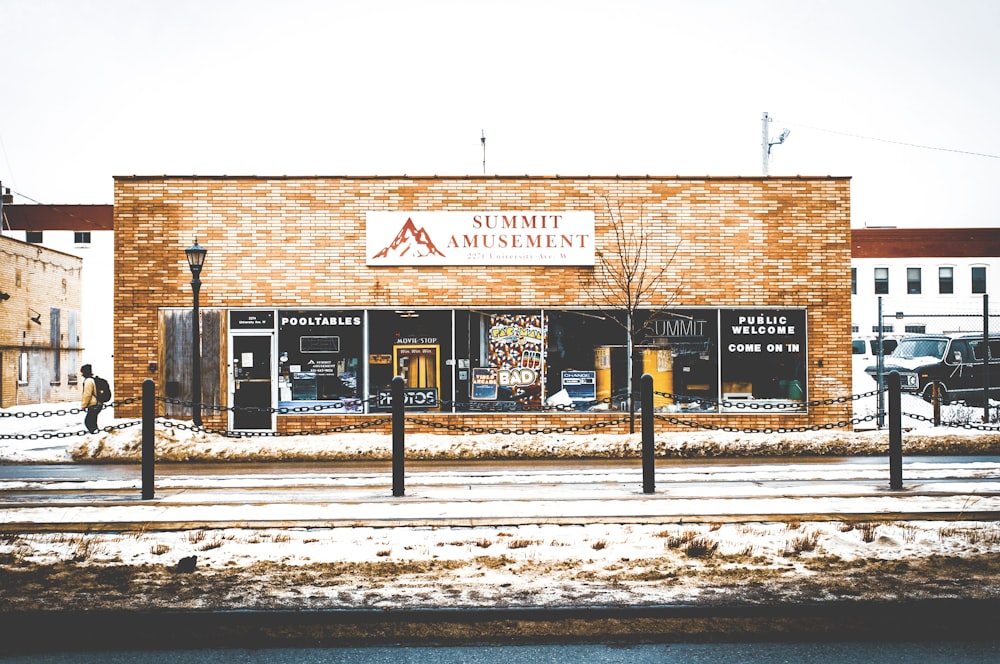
<box><xmin>774</xmin><ymin>118</ymin><xmax>1000</xmax><ymax>160</ymax></box>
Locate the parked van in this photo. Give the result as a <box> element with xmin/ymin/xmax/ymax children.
<box><xmin>852</xmin><ymin>336</ymin><xmax>897</xmax><ymax>369</ymax></box>
<box><xmin>865</xmin><ymin>333</ymin><xmax>1000</xmax><ymax>404</ymax></box>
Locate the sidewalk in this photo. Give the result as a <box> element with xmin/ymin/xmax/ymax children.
<box><xmin>4</xmin><ymin>458</ymin><xmax>1000</xmax><ymax>531</ymax></box>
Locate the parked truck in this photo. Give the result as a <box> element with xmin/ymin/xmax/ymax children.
<box><xmin>865</xmin><ymin>333</ymin><xmax>1000</xmax><ymax>405</ymax></box>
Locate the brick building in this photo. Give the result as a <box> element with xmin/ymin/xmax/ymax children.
<box><xmin>113</xmin><ymin>175</ymin><xmax>851</xmax><ymax>433</ymax></box>
<box><xmin>852</xmin><ymin>227</ymin><xmax>1000</xmax><ymax>336</ymax></box>
<box><xmin>1</xmin><ymin>203</ymin><xmax>116</xmax><ymax>384</ymax></box>
<box><xmin>0</xmin><ymin>235</ymin><xmax>83</xmax><ymax>407</ymax></box>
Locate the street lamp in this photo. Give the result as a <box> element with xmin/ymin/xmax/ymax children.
<box><xmin>185</xmin><ymin>239</ymin><xmax>207</xmax><ymax>426</ymax></box>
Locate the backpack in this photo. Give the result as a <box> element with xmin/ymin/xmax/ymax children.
<box><xmin>93</xmin><ymin>375</ymin><xmax>112</xmax><ymax>404</ymax></box>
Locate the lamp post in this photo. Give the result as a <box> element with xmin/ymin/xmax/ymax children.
<box><xmin>185</xmin><ymin>239</ymin><xmax>207</xmax><ymax>427</ymax></box>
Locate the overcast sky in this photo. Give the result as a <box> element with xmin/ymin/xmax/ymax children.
<box><xmin>1</xmin><ymin>0</ymin><xmax>998</xmax><ymax>228</ymax></box>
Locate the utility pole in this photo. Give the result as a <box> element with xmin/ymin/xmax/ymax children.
<box><xmin>0</xmin><ymin>181</ymin><xmax>12</xmax><ymax>228</ymax></box>
<box><xmin>762</xmin><ymin>112</ymin><xmax>790</xmax><ymax>176</ymax></box>
<box><xmin>481</xmin><ymin>130</ymin><xmax>486</xmax><ymax>175</ymax></box>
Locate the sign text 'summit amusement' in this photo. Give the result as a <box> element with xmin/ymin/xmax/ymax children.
<box><xmin>366</xmin><ymin>211</ymin><xmax>595</xmax><ymax>266</ymax></box>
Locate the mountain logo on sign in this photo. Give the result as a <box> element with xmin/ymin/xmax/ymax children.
<box><xmin>372</xmin><ymin>217</ymin><xmax>446</xmax><ymax>260</ymax></box>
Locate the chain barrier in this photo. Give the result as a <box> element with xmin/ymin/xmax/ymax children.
<box><xmin>0</xmin><ymin>419</ymin><xmax>142</xmax><ymax>441</ymax></box>
<box><xmin>156</xmin><ymin>417</ymin><xmax>392</xmax><ymax>439</ymax></box>
<box><xmin>0</xmin><ymin>396</ymin><xmax>141</xmax><ymax>420</ymax></box>
<box><xmin>158</xmin><ymin>395</ymin><xmax>610</xmax><ymax>415</ymax></box>
<box><xmin>902</xmin><ymin>410</ymin><xmax>1000</xmax><ymax>431</ymax></box>
<box><xmin>404</xmin><ymin>415</ymin><xmax>633</xmax><ymax>436</ymax></box>
<box><xmin>655</xmin><ymin>388</ymin><xmax>882</xmax><ymax>412</ymax></box>
<box><xmin>8</xmin><ymin>387</ymin><xmax>999</xmax><ymax>441</ymax></box>
<box><xmin>654</xmin><ymin>412</ymin><xmax>878</xmax><ymax>434</ymax></box>
<box><xmin>156</xmin><ymin>395</ymin><xmax>377</xmax><ymax>415</ymax></box>
<box><xmin>0</xmin><ymin>398</ymin><xmax>143</xmax><ymax>440</ymax></box>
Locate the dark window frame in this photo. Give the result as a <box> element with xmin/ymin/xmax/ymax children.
<box><xmin>874</xmin><ymin>267</ymin><xmax>889</xmax><ymax>295</ymax></box>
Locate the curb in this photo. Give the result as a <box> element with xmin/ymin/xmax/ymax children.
<box><xmin>5</xmin><ymin>600</ymin><xmax>1000</xmax><ymax>653</ymax></box>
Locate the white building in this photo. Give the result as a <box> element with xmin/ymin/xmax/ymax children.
<box><xmin>1</xmin><ymin>203</ymin><xmax>115</xmax><ymax>383</ymax></box>
<box><xmin>852</xmin><ymin>228</ymin><xmax>1000</xmax><ymax>338</ymax></box>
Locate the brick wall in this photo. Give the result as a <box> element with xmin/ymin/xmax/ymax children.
<box><xmin>113</xmin><ymin>175</ymin><xmax>852</xmax><ymax>431</ymax></box>
<box><xmin>0</xmin><ymin>236</ymin><xmax>83</xmax><ymax>407</ymax></box>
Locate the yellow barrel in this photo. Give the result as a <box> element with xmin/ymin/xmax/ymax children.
<box><xmin>642</xmin><ymin>348</ymin><xmax>673</xmax><ymax>408</ymax></box>
<box><xmin>595</xmin><ymin>346</ymin><xmax>612</xmax><ymax>402</ymax></box>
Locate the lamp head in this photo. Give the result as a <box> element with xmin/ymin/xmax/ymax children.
<box><xmin>185</xmin><ymin>239</ymin><xmax>207</xmax><ymax>274</ymax></box>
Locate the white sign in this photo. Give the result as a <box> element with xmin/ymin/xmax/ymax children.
<box><xmin>366</xmin><ymin>211</ymin><xmax>595</xmax><ymax>266</ymax></box>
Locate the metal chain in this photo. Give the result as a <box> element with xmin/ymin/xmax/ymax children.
<box><xmin>902</xmin><ymin>411</ymin><xmax>1000</xmax><ymax>431</ymax></box>
<box><xmin>156</xmin><ymin>417</ymin><xmax>392</xmax><ymax>438</ymax></box>
<box><xmin>0</xmin><ymin>419</ymin><xmax>141</xmax><ymax>441</ymax></box>
<box><xmin>654</xmin><ymin>388</ymin><xmax>882</xmax><ymax>411</ymax></box>
<box><xmin>403</xmin><ymin>415</ymin><xmax>633</xmax><ymax>436</ymax></box>
<box><xmin>8</xmin><ymin>386</ymin><xmax>998</xmax><ymax>440</ymax></box>
<box><xmin>156</xmin><ymin>395</ymin><xmax>377</xmax><ymax>415</ymax></box>
<box><xmin>653</xmin><ymin>412</ymin><xmax>878</xmax><ymax>434</ymax></box>
<box><xmin>0</xmin><ymin>396</ymin><xmax>140</xmax><ymax>419</ymax></box>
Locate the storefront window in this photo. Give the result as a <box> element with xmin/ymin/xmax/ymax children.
<box><xmin>719</xmin><ymin>309</ymin><xmax>807</xmax><ymax>411</ymax></box>
<box><xmin>639</xmin><ymin>309</ymin><xmax>719</xmax><ymax>412</ymax></box>
<box><xmin>484</xmin><ymin>311</ymin><xmax>546</xmax><ymax>408</ymax></box>
<box><xmin>266</xmin><ymin>306</ymin><xmax>808</xmax><ymax>416</ymax></box>
<box><xmin>367</xmin><ymin>310</ymin><xmax>453</xmax><ymax>411</ymax></box>
<box><xmin>277</xmin><ymin>310</ymin><xmax>363</xmax><ymax>411</ymax></box>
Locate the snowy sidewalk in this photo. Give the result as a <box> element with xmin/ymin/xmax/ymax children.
<box><xmin>4</xmin><ymin>459</ymin><xmax>1000</xmax><ymax>531</ymax></box>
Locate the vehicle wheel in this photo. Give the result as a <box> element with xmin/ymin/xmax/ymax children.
<box><xmin>923</xmin><ymin>382</ymin><xmax>950</xmax><ymax>405</ymax></box>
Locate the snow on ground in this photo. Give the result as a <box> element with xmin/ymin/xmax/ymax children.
<box><xmin>2</xmin><ymin>368</ymin><xmax>1000</xmax><ymax>610</ymax></box>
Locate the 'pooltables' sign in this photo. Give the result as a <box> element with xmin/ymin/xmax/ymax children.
<box><xmin>366</xmin><ymin>211</ymin><xmax>595</xmax><ymax>266</ymax></box>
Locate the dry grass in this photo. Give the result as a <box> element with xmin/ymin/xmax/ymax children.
<box><xmin>683</xmin><ymin>537</ymin><xmax>718</xmax><ymax>558</ymax></box>
<box><xmin>784</xmin><ymin>530</ymin><xmax>820</xmax><ymax>555</ymax></box>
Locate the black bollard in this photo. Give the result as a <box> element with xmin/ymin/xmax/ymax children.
<box><xmin>641</xmin><ymin>373</ymin><xmax>655</xmax><ymax>494</ymax></box>
<box><xmin>888</xmin><ymin>371</ymin><xmax>903</xmax><ymax>491</ymax></box>
<box><xmin>392</xmin><ymin>376</ymin><xmax>405</xmax><ymax>497</ymax></box>
<box><xmin>142</xmin><ymin>379</ymin><xmax>155</xmax><ymax>499</ymax></box>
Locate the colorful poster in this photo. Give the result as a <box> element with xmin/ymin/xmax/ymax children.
<box><xmin>471</xmin><ymin>367</ymin><xmax>499</xmax><ymax>400</ymax></box>
<box><xmin>488</xmin><ymin>313</ymin><xmax>546</xmax><ymax>404</ymax></box>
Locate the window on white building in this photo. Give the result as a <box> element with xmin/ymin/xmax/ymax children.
<box><xmin>907</xmin><ymin>267</ymin><xmax>921</xmax><ymax>294</ymax></box>
<box><xmin>972</xmin><ymin>266</ymin><xmax>987</xmax><ymax>294</ymax></box>
<box><xmin>874</xmin><ymin>267</ymin><xmax>889</xmax><ymax>294</ymax></box>
<box><xmin>25</xmin><ymin>231</ymin><xmax>43</xmax><ymax>243</ymax></box>
<box><xmin>851</xmin><ymin>268</ymin><xmax>857</xmax><ymax>295</ymax></box>
<box><xmin>939</xmin><ymin>267</ymin><xmax>954</xmax><ymax>294</ymax></box>
<box><xmin>74</xmin><ymin>231</ymin><xmax>91</xmax><ymax>245</ymax></box>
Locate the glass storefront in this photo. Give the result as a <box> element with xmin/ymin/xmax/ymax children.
<box><xmin>277</xmin><ymin>310</ymin><xmax>363</xmax><ymax>412</ymax></box>
<box><xmin>262</xmin><ymin>307</ymin><xmax>808</xmax><ymax>415</ymax></box>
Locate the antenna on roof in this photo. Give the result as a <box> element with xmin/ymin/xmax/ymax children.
<box><xmin>481</xmin><ymin>130</ymin><xmax>486</xmax><ymax>175</ymax></box>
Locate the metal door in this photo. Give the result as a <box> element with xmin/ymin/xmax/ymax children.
<box><xmin>231</xmin><ymin>334</ymin><xmax>273</xmax><ymax>430</ymax></box>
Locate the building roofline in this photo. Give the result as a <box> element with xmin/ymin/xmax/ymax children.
<box><xmin>852</xmin><ymin>227</ymin><xmax>1000</xmax><ymax>259</ymax></box>
<box><xmin>114</xmin><ymin>174</ymin><xmax>851</xmax><ymax>182</ymax></box>
<box><xmin>0</xmin><ymin>233</ymin><xmax>86</xmax><ymax>262</ymax></box>
<box><xmin>2</xmin><ymin>204</ymin><xmax>113</xmax><ymax>231</ymax></box>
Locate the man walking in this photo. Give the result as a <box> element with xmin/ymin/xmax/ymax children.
<box><xmin>80</xmin><ymin>364</ymin><xmax>102</xmax><ymax>434</ymax></box>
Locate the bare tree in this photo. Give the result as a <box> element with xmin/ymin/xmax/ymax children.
<box><xmin>584</xmin><ymin>195</ymin><xmax>682</xmax><ymax>428</ymax></box>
